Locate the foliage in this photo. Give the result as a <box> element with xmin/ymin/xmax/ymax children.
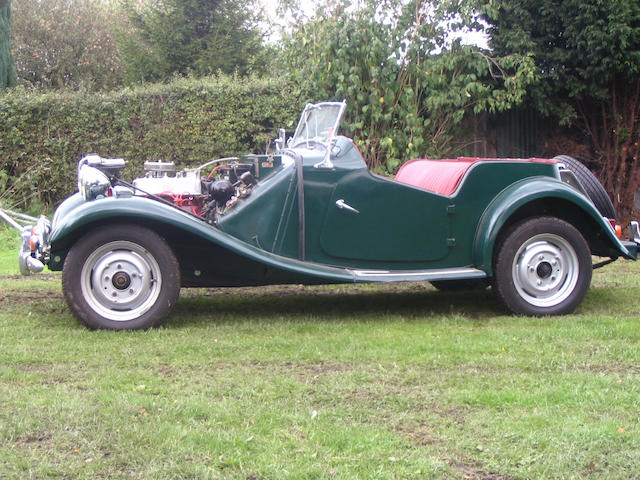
<box><xmin>0</xmin><ymin>75</ymin><xmax>301</xmax><ymax>210</ymax></box>
<box><xmin>9</xmin><ymin>0</ymin><xmax>274</xmax><ymax>90</ymax></box>
<box><xmin>281</xmin><ymin>0</ymin><xmax>535</xmax><ymax>173</ymax></box>
<box><xmin>0</xmin><ymin>0</ymin><xmax>17</xmax><ymax>90</ymax></box>
<box><xmin>480</xmin><ymin>0</ymin><xmax>640</xmax><ymax>122</ymax></box>
<box><xmin>10</xmin><ymin>0</ymin><xmax>125</xmax><ymax>90</ymax></box>
<box><xmin>119</xmin><ymin>0</ymin><xmax>271</xmax><ymax>84</ymax></box>
<box><xmin>478</xmin><ymin>0</ymin><xmax>640</xmax><ymax>221</ymax></box>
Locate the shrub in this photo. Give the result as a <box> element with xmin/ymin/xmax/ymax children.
<box><xmin>0</xmin><ymin>75</ymin><xmax>302</xmax><ymax>210</ymax></box>
<box><xmin>282</xmin><ymin>0</ymin><xmax>534</xmax><ymax>173</ymax></box>
<box><xmin>10</xmin><ymin>0</ymin><xmax>125</xmax><ymax>90</ymax></box>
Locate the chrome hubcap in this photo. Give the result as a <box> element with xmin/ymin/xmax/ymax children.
<box><xmin>81</xmin><ymin>241</ymin><xmax>162</xmax><ymax>321</ymax></box>
<box><xmin>512</xmin><ymin>234</ymin><xmax>579</xmax><ymax>307</ymax></box>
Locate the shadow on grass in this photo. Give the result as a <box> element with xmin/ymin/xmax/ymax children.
<box><xmin>167</xmin><ymin>284</ymin><xmax>504</xmax><ymax>328</ymax></box>
<box><xmin>7</xmin><ymin>278</ymin><xmax>624</xmax><ymax>331</ymax></box>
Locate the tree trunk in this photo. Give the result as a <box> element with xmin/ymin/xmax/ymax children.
<box><xmin>584</xmin><ymin>80</ymin><xmax>640</xmax><ymax>225</ymax></box>
<box><xmin>0</xmin><ymin>0</ymin><xmax>18</xmax><ymax>89</ymax></box>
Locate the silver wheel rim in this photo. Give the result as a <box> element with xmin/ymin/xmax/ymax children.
<box><xmin>512</xmin><ymin>233</ymin><xmax>579</xmax><ymax>308</ymax></box>
<box><xmin>80</xmin><ymin>240</ymin><xmax>162</xmax><ymax>322</ymax></box>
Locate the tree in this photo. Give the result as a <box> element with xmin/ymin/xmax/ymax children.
<box><xmin>479</xmin><ymin>0</ymin><xmax>640</xmax><ymax>221</ymax></box>
<box><xmin>0</xmin><ymin>0</ymin><xmax>17</xmax><ymax>90</ymax></box>
<box><xmin>119</xmin><ymin>0</ymin><xmax>270</xmax><ymax>84</ymax></box>
<box><xmin>10</xmin><ymin>0</ymin><xmax>125</xmax><ymax>89</ymax></box>
<box><xmin>281</xmin><ymin>0</ymin><xmax>535</xmax><ymax>173</ymax></box>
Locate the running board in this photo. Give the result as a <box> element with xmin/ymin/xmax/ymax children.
<box><xmin>347</xmin><ymin>267</ymin><xmax>486</xmax><ymax>283</ymax></box>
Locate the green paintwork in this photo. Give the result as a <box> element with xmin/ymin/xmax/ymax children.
<box><xmin>621</xmin><ymin>240</ymin><xmax>638</xmax><ymax>258</ymax></box>
<box><xmin>302</xmin><ymin>148</ymin><xmax>562</xmax><ymax>269</ymax></box>
<box><xmin>48</xmin><ymin>194</ymin><xmax>355</xmax><ymax>286</ymax></box>
<box><xmin>46</xmin><ymin>133</ymin><xmax>636</xmax><ymax>288</ymax></box>
<box><xmin>472</xmin><ymin>178</ymin><xmax>635</xmax><ymax>275</ymax></box>
<box><xmin>216</xmin><ymin>155</ymin><xmax>299</xmax><ymax>255</ymax></box>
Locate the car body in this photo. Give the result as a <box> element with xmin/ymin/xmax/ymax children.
<box><xmin>13</xmin><ymin>101</ymin><xmax>640</xmax><ymax>329</ymax></box>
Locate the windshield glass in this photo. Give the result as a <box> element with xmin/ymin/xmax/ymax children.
<box><xmin>290</xmin><ymin>102</ymin><xmax>346</xmax><ymax>147</ymax></box>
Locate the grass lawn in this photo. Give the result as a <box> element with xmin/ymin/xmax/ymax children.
<box><xmin>0</xmin><ymin>224</ymin><xmax>639</xmax><ymax>479</ymax></box>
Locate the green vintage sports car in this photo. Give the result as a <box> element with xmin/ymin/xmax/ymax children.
<box><xmin>9</xmin><ymin>101</ymin><xmax>640</xmax><ymax>329</ymax></box>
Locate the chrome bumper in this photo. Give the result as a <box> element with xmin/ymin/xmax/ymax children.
<box><xmin>630</xmin><ymin>221</ymin><xmax>640</xmax><ymax>245</ymax></box>
<box><xmin>17</xmin><ymin>216</ymin><xmax>51</xmax><ymax>275</ymax></box>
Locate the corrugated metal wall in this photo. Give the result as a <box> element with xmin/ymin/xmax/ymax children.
<box><xmin>459</xmin><ymin>108</ymin><xmax>546</xmax><ymax>159</ymax></box>
<box><xmin>493</xmin><ymin>108</ymin><xmax>544</xmax><ymax>158</ymax></box>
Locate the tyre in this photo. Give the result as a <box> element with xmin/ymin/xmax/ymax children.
<box><xmin>62</xmin><ymin>225</ymin><xmax>180</xmax><ymax>330</ymax></box>
<box><xmin>431</xmin><ymin>278</ymin><xmax>490</xmax><ymax>291</ymax></box>
<box><xmin>553</xmin><ymin>155</ymin><xmax>616</xmax><ymax>219</ymax></box>
<box><xmin>494</xmin><ymin>217</ymin><xmax>592</xmax><ymax>316</ymax></box>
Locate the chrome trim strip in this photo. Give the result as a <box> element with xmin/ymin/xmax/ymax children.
<box><xmin>349</xmin><ymin>267</ymin><xmax>485</xmax><ymax>279</ymax></box>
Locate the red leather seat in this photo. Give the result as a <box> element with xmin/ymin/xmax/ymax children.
<box><xmin>394</xmin><ymin>158</ymin><xmax>477</xmax><ymax>196</ymax></box>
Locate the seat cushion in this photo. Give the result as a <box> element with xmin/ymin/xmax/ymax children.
<box><xmin>394</xmin><ymin>158</ymin><xmax>477</xmax><ymax>196</ymax></box>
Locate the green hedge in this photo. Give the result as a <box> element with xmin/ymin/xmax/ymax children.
<box><xmin>0</xmin><ymin>75</ymin><xmax>303</xmax><ymax>211</ymax></box>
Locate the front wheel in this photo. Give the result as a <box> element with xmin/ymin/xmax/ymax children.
<box><xmin>62</xmin><ymin>225</ymin><xmax>180</xmax><ymax>330</ymax></box>
<box><xmin>494</xmin><ymin>217</ymin><xmax>592</xmax><ymax>316</ymax></box>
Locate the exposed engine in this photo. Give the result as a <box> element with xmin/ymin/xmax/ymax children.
<box><xmin>130</xmin><ymin>158</ymin><xmax>261</xmax><ymax>224</ymax></box>
<box><xmin>78</xmin><ymin>153</ymin><xmax>279</xmax><ymax>225</ymax></box>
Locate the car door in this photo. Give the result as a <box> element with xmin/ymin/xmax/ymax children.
<box><xmin>319</xmin><ymin>170</ymin><xmax>453</xmax><ymax>263</ymax></box>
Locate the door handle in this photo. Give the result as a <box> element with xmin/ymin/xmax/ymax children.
<box><xmin>335</xmin><ymin>199</ymin><xmax>360</xmax><ymax>214</ymax></box>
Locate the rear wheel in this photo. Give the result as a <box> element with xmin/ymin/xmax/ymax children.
<box><xmin>62</xmin><ymin>225</ymin><xmax>180</xmax><ymax>330</ymax></box>
<box><xmin>494</xmin><ymin>217</ymin><xmax>592</xmax><ymax>316</ymax></box>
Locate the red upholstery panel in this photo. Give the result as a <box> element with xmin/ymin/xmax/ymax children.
<box><xmin>394</xmin><ymin>158</ymin><xmax>477</xmax><ymax>196</ymax></box>
<box><xmin>394</xmin><ymin>157</ymin><xmax>558</xmax><ymax>196</ymax></box>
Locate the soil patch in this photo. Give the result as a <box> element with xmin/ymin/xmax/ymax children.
<box><xmin>451</xmin><ymin>461</ymin><xmax>514</xmax><ymax>480</ymax></box>
<box><xmin>0</xmin><ymin>291</ymin><xmax>63</xmax><ymax>304</ymax></box>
